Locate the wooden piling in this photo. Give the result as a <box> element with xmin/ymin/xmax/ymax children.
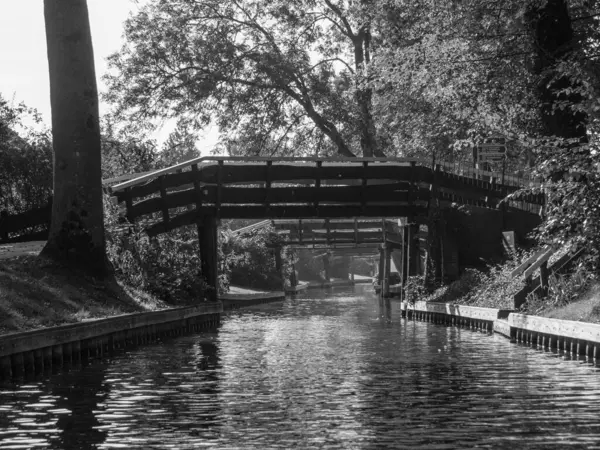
<box><xmin>199</xmin><ymin>216</ymin><xmax>219</xmax><ymax>302</ymax></box>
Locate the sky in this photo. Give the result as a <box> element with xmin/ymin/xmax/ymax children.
<box><xmin>0</xmin><ymin>1</ymin><xmax>217</xmax><ymax>151</ymax></box>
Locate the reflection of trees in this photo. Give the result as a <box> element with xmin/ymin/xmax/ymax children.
<box><xmin>49</xmin><ymin>361</ymin><xmax>110</xmax><ymax>449</ymax></box>
<box><xmin>191</xmin><ymin>338</ymin><xmax>222</xmax><ymax>432</ymax></box>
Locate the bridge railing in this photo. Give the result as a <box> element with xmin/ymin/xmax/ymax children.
<box><xmin>109</xmin><ymin>156</ymin><xmax>539</xmax><ymax>193</ymax></box>
<box><xmin>105</xmin><ymin>156</ymin><xmax>543</xmax><ymax>236</ymax></box>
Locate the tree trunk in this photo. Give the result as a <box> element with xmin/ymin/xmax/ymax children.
<box><xmin>353</xmin><ymin>29</ymin><xmax>382</xmax><ymax>158</ymax></box>
<box><xmin>42</xmin><ymin>0</ymin><xmax>108</xmax><ymax>275</ymax></box>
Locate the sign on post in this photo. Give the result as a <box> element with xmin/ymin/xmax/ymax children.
<box><xmin>502</xmin><ymin>231</ymin><xmax>516</xmax><ymax>256</ymax></box>
<box><xmin>476</xmin><ymin>137</ymin><xmax>506</xmax><ymax>164</ymax></box>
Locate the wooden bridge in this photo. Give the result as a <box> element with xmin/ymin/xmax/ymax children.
<box><xmin>109</xmin><ymin>156</ymin><xmax>542</xmax><ymax>233</ymax></box>
<box><xmin>105</xmin><ymin>156</ymin><xmax>543</xmax><ymax>300</ymax></box>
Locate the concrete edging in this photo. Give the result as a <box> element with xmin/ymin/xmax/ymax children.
<box><xmin>406</xmin><ymin>301</ymin><xmax>600</xmax><ymax>359</ymax></box>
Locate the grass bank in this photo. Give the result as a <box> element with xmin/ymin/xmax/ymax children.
<box><xmin>421</xmin><ymin>246</ymin><xmax>600</xmax><ymax>324</ymax></box>
<box><xmin>0</xmin><ymin>254</ymin><xmax>168</xmax><ymax>336</ymax></box>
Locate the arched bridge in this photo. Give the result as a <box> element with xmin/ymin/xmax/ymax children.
<box><xmin>107</xmin><ymin>156</ymin><xmax>543</xmax><ymax>301</ymax></box>
<box><xmin>109</xmin><ymin>156</ymin><xmax>542</xmax><ymax>236</ymax></box>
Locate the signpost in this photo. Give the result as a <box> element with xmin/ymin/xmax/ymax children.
<box><xmin>474</xmin><ymin>137</ymin><xmax>506</xmax><ymax>169</ymax></box>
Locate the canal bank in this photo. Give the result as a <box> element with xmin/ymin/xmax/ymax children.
<box><xmin>405</xmin><ymin>300</ymin><xmax>600</xmax><ymax>360</ymax></box>
<box><xmin>0</xmin><ymin>286</ymin><xmax>289</xmax><ymax>381</ymax></box>
<box><xmin>0</xmin><ymin>302</ymin><xmax>222</xmax><ymax>380</ymax></box>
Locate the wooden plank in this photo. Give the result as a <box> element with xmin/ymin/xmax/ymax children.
<box><xmin>510</xmin><ymin>246</ymin><xmax>549</xmax><ymax>278</ymax></box>
<box><xmin>272</xmin><ymin>219</ymin><xmax>385</xmax><ymax>232</ymax></box>
<box><xmin>129</xmin><ymin>184</ymin><xmax>429</xmax><ymax>218</ymax></box>
<box><xmin>109</xmin><ymin>157</ymin><xmax>424</xmax><ymax>192</ymax></box>
<box><xmin>314</xmin><ymin>161</ymin><xmax>322</xmax><ymax>211</ymax></box>
<box><xmin>216</xmin><ymin>160</ymin><xmax>223</xmax><ymax>218</ymax></box>
<box><xmin>286</xmin><ymin>230</ymin><xmax>384</xmax><ymax>241</ymax></box>
<box><xmin>159</xmin><ymin>176</ymin><xmax>170</xmax><ymax>225</ymax></box>
<box><xmin>283</xmin><ymin>239</ymin><xmax>383</xmax><ymax>246</ymax></box>
<box><xmin>361</xmin><ymin>161</ymin><xmax>368</xmax><ymax>213</ymax></box>
<box><xmin>113</xmin><ymin>162</ymin><xmax>536</xmax><ymax>206</ymax></box>
<box><xmin>115</xmin><ymin>164</ymin><xmax>428</xmax><ymax>202</ymax></box>
<box><xmin>523</xmin><ymin>247</ymin><xmax>556</xmax><ymax>280</ymax></box>
<box><xmin>265</xmin><ymin>160</ymin><xmax>272</xmax><ymax>210</ymax></box>
<box><xmin>191</xmin><ymin>163</ymin><xmax>203</xmax><ymax>210</ymax></box>
<box><xmin>145</xmin><ymin>205</ymin><xmax>429</xmax><ymax>236</ymax></box>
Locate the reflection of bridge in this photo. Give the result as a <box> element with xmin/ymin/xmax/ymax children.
<box><xmin>107</xmin><ymin>156</ymin><xmax>543</xmax><ymax>301</ymax></box>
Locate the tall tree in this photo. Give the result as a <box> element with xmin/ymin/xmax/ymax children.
<box><xmin>105</xmin><ymin>0</ymin><xmax>383</xmax><ymax>158</ymax></box>
<box><xmin>527</xmin><ymin>0</ymin><xmax>588</xmax><ymax>142</ymax></box>
<box><xmin>42</xmin><ymin>0</ymin><xmax>108</xmax><ymax>274</ymax></box>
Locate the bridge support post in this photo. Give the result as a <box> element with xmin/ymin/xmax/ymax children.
<box><xmin>377</xmin><ymin>246</ymin><xmax>385</xmax><ymax>295</ymax></box>
<box><xmin>199</xmin><ymin>216</ymin><xmax>219</xmax><ymax>302</ymax></box>
<box><xmin>350</xmin><ymin>256</ymin><xmax>355</xmax><ymax>283</ymax></box>
<box><xmin>383</xmin><ymin>244</ymin><xmax>392</xmax><ymax>298</ymax></box>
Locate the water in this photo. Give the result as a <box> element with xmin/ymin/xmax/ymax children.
<box><xmin>2</xmin><ymin>285</ymin><xmax>600</xmax><ymax>449</ymax></box>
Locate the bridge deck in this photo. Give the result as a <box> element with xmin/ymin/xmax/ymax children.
<box><xmin>107</xmin><ymin>157</ymin><xmax>542</xmax><ymax>236</ymax></box>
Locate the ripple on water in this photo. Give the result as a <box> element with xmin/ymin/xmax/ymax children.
<box><xmin>2</xmin><ymin>288</ymin><xmax>600</xmax><ymax>449</ymax></box>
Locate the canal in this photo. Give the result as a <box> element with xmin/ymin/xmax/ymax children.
<box><xmin>2</xmin><ymin>285</ymin><xmax>600</xmax><ymax>449</ymax></box>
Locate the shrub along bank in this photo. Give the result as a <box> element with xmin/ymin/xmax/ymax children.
<box><xmin>411</xmin><ymin>245</ymin><xmax>600</xmax><ymax>324</ymax></box>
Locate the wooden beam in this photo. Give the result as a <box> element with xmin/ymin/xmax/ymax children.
<box><xmin>113</xmin><ymin>164</ymin><xmax>426</xmax><ymax>203</ymax></box>
<box><xmin>144</xmin><ymin>205</ymin><xmax>428</xmax><ymax>236</ymax></box>
<box><xmin>272</xmin><ymin>219</ymin><xmax>386</xmax><ymax>232</ymax></box>
<box><xmin>510</xmin><ymin>246</ymin><xmax>549</xmax><ymax>278</ymax></box>
<box><xmin>523</xmin><ymin>247</ymin><xmax>556</xmax><ymax>280</ymax></box>
<box><xmin>284</xmin><ymin>239</ymin><xmax>383</xmax><ymax>246</ymax></box>
<box><xmin>159</xmin><ymin>175</ymin><xmax>170</xmax><ymax>226</ymax></box>
<box><xmin>129</xmin><ymin>184</ymin><xmax>429</xmax><ymax>218</ymax></box>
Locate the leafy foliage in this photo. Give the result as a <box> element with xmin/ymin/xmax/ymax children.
<box><xmin>525</xmin><ymin>266</ymin><xmax>593</xmax><ymax>314</ymax></box>
<box><xmin>104</xmin><ymin>0</ymin><xmax>385</xmax><ymax>157</ymax></box>
<box><xmin>105</xmin><ymin>198</ymin><xmax>211</xmax><ymax>303</ymax></box>
<box><xmin>0</xmin><ymin>95</ymin><xmax>53</xmax><ymax>216</ymax></box>
<box><xmin>404</xmin><ymin>275</ymin><xmax>428</xmax><ymax>305</ymax></box>
<box><xmin>221</xmin><ymin>221</ymin><xmax>293</xmax><ymax>291</ymax></box>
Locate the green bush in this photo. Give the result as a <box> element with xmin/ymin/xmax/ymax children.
<box><xmin>104</xmin><ymin>199</ymin><xmax>213</xmax><ymax>303</ymax></box>
<box><xmin>221</xmin><ymin>224</ymin><xmax>291</xmax><ymax>291</ymax></box>
<box><xmin>405</xmin><ymin>275</ymin><xmax>428</xmax><ymax>304</ymax></box>
<box><xmin>0</xmin><ymin>96</ymin><xmax>53</xmax><ymax>217</ymax></box>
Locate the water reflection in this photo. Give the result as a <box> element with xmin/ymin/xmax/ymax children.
<box><xmin>2</xmin><ymin>286</ymin><xmax>600</xmax><ymax>449</ymax></box>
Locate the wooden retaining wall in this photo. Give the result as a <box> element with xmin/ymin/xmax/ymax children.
<box><xmin>0</xmin><ymin>302</ymin><xmax>222</xmax><ymax>380</ymax></box>
<box><xmin>406</xmin><ymin>301</ymin><xmax>600</xmax><ymax>362</ymax></box>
